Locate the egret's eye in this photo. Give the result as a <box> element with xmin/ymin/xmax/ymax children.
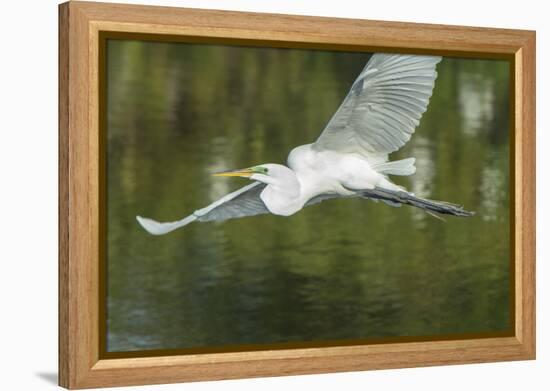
<box><xmin>253</xmin><ymin>166</ymin><xmax>269</xmax><ymax>174</ymax></box>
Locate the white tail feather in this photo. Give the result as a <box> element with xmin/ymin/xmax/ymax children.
<box><xmin>373</xmin><ymin>158</ymin><xmax>416</xmax><ymax>176</ymax></box>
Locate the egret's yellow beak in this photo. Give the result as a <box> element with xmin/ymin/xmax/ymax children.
<box><xmin>212</xmin><ymin>167</ymin><xmax>254</xmax><ymax>177</ymax></box>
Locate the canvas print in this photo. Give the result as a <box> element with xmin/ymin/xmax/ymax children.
<box><xmin>105</xmin><ymin>39</ymin><xmax>511</xmax><ymax>354</ymax></box>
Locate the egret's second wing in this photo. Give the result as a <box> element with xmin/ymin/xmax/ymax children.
<box><xmin>314</xmin><ymin>53</ymin><xmax>442</xmax><ymax>161</ymax></box>
<box><xmin>195</xmin><ymin>182</ymin><xmax>268</xmax><ymax>222</ymax></box>
<box><xmin>136</xmin><ymin>182</ymin><xmax>269</xmax><ymax>235</ymax></box>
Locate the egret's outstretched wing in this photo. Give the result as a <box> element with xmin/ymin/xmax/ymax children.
<box><xmin>314</xmin><ymin>53</ymin><xmax>442</xmax><ymax>161</ymax></box>
<box><xmin>196</xmin><ymin>182</ymin><xmax>268</xmax><ymax>222</ymax></box>
<box><xmin>136</xmin><ymin>182</ymin><xmax>269</xmax><ymax>235</ymax></box>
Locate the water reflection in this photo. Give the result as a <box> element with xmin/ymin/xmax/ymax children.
<box><xmin>106</xmin><ymin>41</ymin><xmax>511</xmax><ymax>352</ymax></box>
<box><xmin>459</xmin><ymin>71</ymin><xmax>496</xmax><ymax>137</ymax></box>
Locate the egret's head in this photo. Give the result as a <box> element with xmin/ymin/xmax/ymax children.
<box><xmin>213</xmin><ymin>164</ymin><xmax>299</xmax><ymax>191</ymax></box>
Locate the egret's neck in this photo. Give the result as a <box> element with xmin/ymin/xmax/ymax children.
<box><xmin>253</xmin><ymin>167</ymin><xmax>305</xmax><ymax>216</ymax></box>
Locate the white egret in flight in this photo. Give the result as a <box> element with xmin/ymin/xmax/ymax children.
<box><xmin>137</xmin><ymin>53</ymin><xmax>473</xmax><ymax>235</ymax></box>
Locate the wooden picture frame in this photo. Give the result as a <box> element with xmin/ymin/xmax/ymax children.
<box><xmin>59</xmin><ymin>1</ymin><xmax>536</xmax><ymax>389</ymax></box>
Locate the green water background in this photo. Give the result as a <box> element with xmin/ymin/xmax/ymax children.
<box><xmin>106</xmin><ymin>40</ymin><xmax>511</xmax><ymax>352</ymax></box>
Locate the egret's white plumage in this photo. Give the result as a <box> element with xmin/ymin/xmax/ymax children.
<box><xmin>137</xmin><ymin>53</ymin><xmax>473</xmax><ymax>235</ymax></box>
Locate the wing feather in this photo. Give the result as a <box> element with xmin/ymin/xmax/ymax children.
<box><xmin>196</xmin><ymin>182</ymin><xmax>268</xmax><ymax>222</ymax></box>
<box><xmin>136</xmin><ymin>182</ymin><xmax>269</xmax><ymax>235</ymax></box>
<box><xmin>314</xmin><ymin>53</ymin><xmax>441</xmax><ymax>161</ymax></box>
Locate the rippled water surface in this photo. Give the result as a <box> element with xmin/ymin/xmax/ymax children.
<box><xmin>106</xmin><ymin>40</ymin><xmax>511</xmax><ymax>352</ymax></box>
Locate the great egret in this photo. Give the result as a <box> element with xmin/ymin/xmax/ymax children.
<box><xmin>137</xmin><ymin>53</ymin><xmax>474</xmax><ymax>235</ymax></box>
